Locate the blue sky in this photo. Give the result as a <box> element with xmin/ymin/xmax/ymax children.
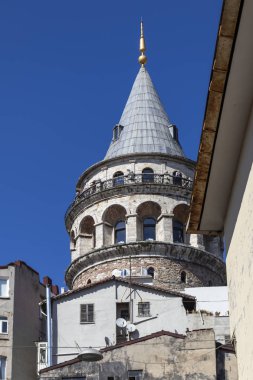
<box><xmin>0</xmin><ymin>1</ymin><xmax>222</xmax><ymax>287</ymax></box>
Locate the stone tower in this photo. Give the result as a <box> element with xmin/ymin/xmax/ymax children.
<box><xmin>64</xmin><ymin>23</ymin><xmax>226</xmax><ymax>291</ymax></box>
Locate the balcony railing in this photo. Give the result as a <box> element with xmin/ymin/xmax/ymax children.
<box><xmin>65</xmin><ymin>173</ymin><xmax>192</xmax><ymax>215</ymax></box>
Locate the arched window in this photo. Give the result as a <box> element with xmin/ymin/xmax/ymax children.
<box><xmin>143</xmin><ymin>218</ymin><xmax>156</xmax><ymax>241</ymax></box>
<box><xmin>142</xmin><ymin>168</ymin><xmax>154</xmax><ymax>183</ymax></box>
<box><xmin>115</xmin><ymin>221</ymin><xmax>126</xmax><ymax>243</ymax></box>
<box><xmin>181</xmin><ymin>271</ymin><xmax>187</xmax><ymax>283</ymax></box>
<box><xmin>173</xmin><ymin>220</ymin><xmax>184</xmax><ymax>243</ymax></box>
<box><xmin>147</xmin><ymin>267</ymin><xmax>155</xmax><ymax>278</ymax></box>
<box><xmin>173</xmin><ymin>170</ymin><xmax>182</xmax><ymax>186</ymax></box>
<box><xmin>87</xmin><ymin>279</ymin><xmax>91</xmax><ymax>284</ymax></box>
<box><xmin>113</xmin><ymin>171</ymin><xmax>124</xmax><ymax>186</ymax></box>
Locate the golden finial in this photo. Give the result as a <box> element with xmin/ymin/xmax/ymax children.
<box><xmin>138</xmin><ymin>20</ymin><xmax>147</xmax><ymax>66</ymax></box>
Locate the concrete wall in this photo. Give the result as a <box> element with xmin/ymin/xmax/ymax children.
<box><xmin>225</xmin><ymin>104</ymin><xmax>253</xmax><ymax>379</ymax></box>
<box><xmin>0</xmin><ymin>262</ymin><xmax>46</xmax><ymax>380</ymax></box>
<box><xmin>41</xmin><ymin>329</ymin><xmax>227</xmax><ymax>380</ymax></box>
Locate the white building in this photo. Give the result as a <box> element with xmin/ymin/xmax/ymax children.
<box><xmin>187</xmin><ymin>0</ymin><xmax>253</xmax><ymax>378</ymax></box>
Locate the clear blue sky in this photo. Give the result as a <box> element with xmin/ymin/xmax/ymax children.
<box><xmin>0</xmin><ymin>1</ymin><xmax>222</xmax><ymax>288</ymax></box>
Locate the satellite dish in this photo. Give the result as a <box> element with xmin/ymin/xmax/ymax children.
<box><xmin>112</xmin><ymin>269</ymin><xmax>122</xmax><ymax>277</ymax></box>
<box><xmin>126</xmin><ymin>323</ymin><xmax>136</xmax><ymax>333</ymax></box>
<box><xmin>77</xmin><ymin>347</ymin><xmax>103</xmax><ymax>362</ymax></box>
<box><xmin>116</xmin><ymin>318</ymin><xmax>127</xmax><ymax>328</ymax></box>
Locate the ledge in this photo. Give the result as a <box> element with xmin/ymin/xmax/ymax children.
<box><xmin>65</xmin><ymin>241</ymin><xmax>226</xmax><ymax>288</ymax></box>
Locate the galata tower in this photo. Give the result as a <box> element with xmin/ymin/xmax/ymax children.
<box><xmin>64</xmin><ymin>22</ymin><xmax>226</xmax><ymax>291</ymax></box>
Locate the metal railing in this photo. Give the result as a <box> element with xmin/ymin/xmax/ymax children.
<box><xmin>65</xmin><ymin>173</ymin><xmax>193</xmax><ymax>215</ymax></box>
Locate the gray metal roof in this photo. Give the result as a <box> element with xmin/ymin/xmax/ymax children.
<box><xmin>105</xmin><ymin>67</ymin><xmax>184</xmax><ymax>159</ymax></box>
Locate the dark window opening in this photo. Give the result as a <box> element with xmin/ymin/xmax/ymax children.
<box><xmin>181</xmin><ymin>271</ymin><xmax>186</xmax><ymax>283</ymax></box>
<box><xmin>143</xmin><ymin>218</ymin><xmax>156</xmax><ymax>241</ymax></box>
<box><xmin>113</xmin><ymin>171</ymin><xmax>124</xmax><ymax>186</ymax></box>
<box><xmin>87</xmin><ymin>279</ymin><xmax>91</xmax><ymax>284</ymax></box>
<box><xmin>142</xmin><ymin>168</ymin><xmax>154</xmax><ymax>183</ymax></box>
<box><xmin>173</xmin><ymin>170</ymin><xmax>182</xmax><ymax>186</ymax></box>
<box><xmin>115</xmin><ymin>221</ymin><xmax>126</xmax><ymax>243</ymax></box>
<box><xmin>173</xmin><ymin>220</ymin><xmax>184</xmax><ymax>243</ymax></box>
<box><xmin>147</xmin><ymin>267</ymin><xmax>155</xmax><ymax>278</ymax></box>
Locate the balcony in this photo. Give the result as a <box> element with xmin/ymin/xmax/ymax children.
<box><xmin>65</xmin><ymin>173</ymin><xmax>193</xmax><ymax>230</ymax></box>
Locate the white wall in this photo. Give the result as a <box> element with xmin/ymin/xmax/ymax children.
<box><xmin>52</xmin><ymin>282</ymin><xmax>189</xmax><ymax>364</ymax></box>
<box><xmin>183</xmin><ymin>286</ymin><xmax>229</xmax><ymax>316</ymax></box>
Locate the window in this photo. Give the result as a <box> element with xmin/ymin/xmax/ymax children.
<box><xmin>142</xmin><ymin>168</ymin><xmax>154</xmax><ymax>183</ymax></box>
<box><xmin>108</xmin><ymin>377</ymin><xmax>114</xmax><ymax>380</ymax></box>
<box><xmin>115</xmin><ymin>221</ymin><xmax>126</xmax><ymax>243</ymax></box>
<box><xmin>80</xmin><ymin>304</ymin><xmax>94</xmax><ymax>323</ymax></box>
<box><xmin>138</xmin><ymin>302</ymin><xmax>150</xmax><ymax>317</ymax></box>
<box><xmin>113</xmin><ymin>171</ymin><xmax>124</xmax><ymax>186</ymax></box>
<box><xmin>0</xmin><ymin>317</ymin><xmax>8</xmax><ymax>334</ymax></box>
<box><xmin>0</xmin><ymin>357</ymin><xmax>6</xmax><ymax>380</ymax></box>
<box><xmin>173</xmin><ymin>220</ymin><xmax>184</xmax><ymax>243</ymax></box>
<box><xmin>173</xmin><ymin>170</ymin><xmax>182</xmax><ymax>186</ymax></box>
<box><xmin>0</xmin><ymin>279</ymin><xmax>8</xmax><ymax>298</ymax></box>
<box><xmin>143</xmin><ymin>218</ymin><xmax>156</xmax><ymax>241</ymax></box>
<box><xmin>147</xmin><ymin>267</ymin><xmax>154</xmax><ymax>278</ymax></box>
<box><xmin>128</xmin><ymin>370</ymin><xmax>143</xmax><ymax>380</ymax></box>
<box><xmin>180</xmin><ymin>271</ymin><xmax>186</xmax><ymax>283</ymax></box>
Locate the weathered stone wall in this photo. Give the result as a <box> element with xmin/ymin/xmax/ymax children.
<box><xmin>40</xmin><ymin>329</ymin><xmax>238</xmax><ymax>380</ymax></box>
<box><xmin>73</xmin><ymin>255</ymin><xmax>224</xmax><ymax>290</ymax></box>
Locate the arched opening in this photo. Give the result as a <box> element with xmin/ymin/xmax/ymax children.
<box><xmin>102</xmin><ymin>205</ymin><xmax>127</xmax><ymax>246</ymax></box>
<box><xmin>142</xmin><ymin>168</ymin><xmax>154</xmax><ymax>183</ymax></box>
<box><xmin>181</xmin><ymin>271</ymin><xmax>187</xmax><ymax>283</ymax></box>
<box><xmin>78</xmin><ymin>216</ymin><xmax>95</xmax><ymax>253</ymax></box>
<box><xmin>113</xmin><ymin>171</ymin><xmax>124</xmax><ymax>186</ymax></box>
<box><xmin>143</xmin><ymin>218</ymin><xmax>156</xmax><ymax>241</ymax></box>
<box><xmin>147</xmin><ymin>267</ymin><xmax>155</xmax><ymax>278</ymax></box>
<box><xmin>173</xmin><ymin>170</ymin><xmax>182</xmax><ymax>186</ymax></box>
<box><xmin>136</xmin><ymin>201</ymin><xmax>161</xmax><ymax>241</ymax></box>
<box><xmin>172</xmin><ymin>204</ymin><xmax>190</xmax><ymax>244</ymax></box>
<box><xmin>70</xmin><ymin>230</ymin><xmax>76</xmax><ymax>251</ymax></box>
<box><xmin>87</xmin><ymin>279</ymin><xmax>91</xmax><ymax>284</ymax></box>
<box><xmin>115</xmin><ymin>221</ymin><xmax>126</xmax><ymax>243</ymax></box>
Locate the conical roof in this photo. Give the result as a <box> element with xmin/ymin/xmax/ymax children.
<box><xmin>105</xmin><ymin>67</ymin><xmax>184</xmax><ymax>159</ymax></box>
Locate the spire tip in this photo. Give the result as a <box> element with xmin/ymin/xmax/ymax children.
<box><xmin>138</xmin><ymin>19</ymin><xmax>147</xmax><ymax>66</ymax></box>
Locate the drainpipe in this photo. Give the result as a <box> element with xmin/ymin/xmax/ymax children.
<box><xmin>46</xmin><ymin>285</ymin><xmax>52</xmax><ymax>366</ymax></box>
<box><xmin>43</xmin><ymin>276</ymin><xmax>53</xmax><ymax>367</ymax></box>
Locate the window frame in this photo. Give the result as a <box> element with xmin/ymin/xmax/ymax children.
<box><xmin>173</xmin><ymin>220</ymin><xmax>184</xmax><ymax>243</ymax></box>
<box><xmin>143</xmin><ymin>217</ymin><xmax>156</xmax><ymax>241</ymax></box>
<box><xmin>142</xmin><ymin>168</ymin><xmax>154</xmax><ymax>183</ymax></box>
<box><xmin>0</xmin><ymin>317</ymin><xmax>8</xmax><ymax>334</ymax></box>
<box><xmin>113</xmin><ymin>171</ymin><xmax>124</xmax><ymax>186</ymax></box>
<box><xmin>138</xmin><ymin>302</ymin><xmax>150</xmax><ymax>317</ymax></box>
<box><xmin>0</xmin><ymin>278</ymin><xmax>9</xmax><ymax>298</ymax></box>
<box><xmin>80</xmin><ymin>304</ymin><xmax>94</xmax><ymax>324</ymax></box>
<box><xmin>114</xmin><ymin>220</ymin><xmax>126</xmax><ymax>244</ymax></box>
<box><xmin>0</xmin><ymin>356</ymin><xmax>6</xmax><ymax>380</ymax></box>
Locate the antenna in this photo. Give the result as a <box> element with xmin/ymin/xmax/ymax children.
<box><xmin>116</xmin><ymin>318</ymin><xmax>127</xmax><ymax>328</ymax></box>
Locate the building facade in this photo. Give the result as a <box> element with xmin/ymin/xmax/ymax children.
<box><xmin>0</xmin><ymin>261</ymin><xmax>47</xmax><ymax>380</ymax></box>
<box><xmin>187</xmin><ymin>0</ymin><xmax>253</xmax><ymax>379</ymax></box>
